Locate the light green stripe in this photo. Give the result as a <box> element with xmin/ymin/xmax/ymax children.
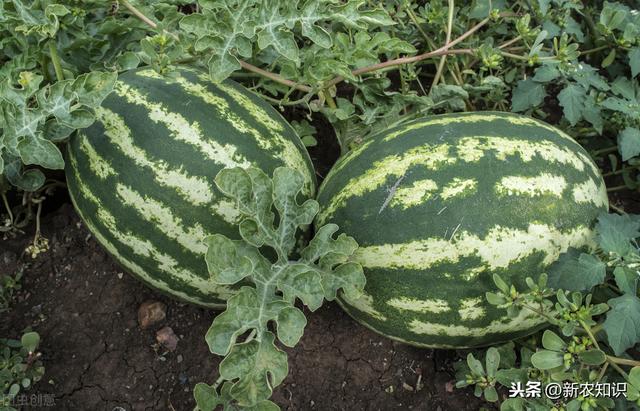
<box><xmin>95</xmin><ymin>106</ymin><xmax>214</xmax><ymax>206</ymax></box>
<box><xmin>572</xmin><ymin>178</ymin><xmax>608</xmax><ymax>208</ymax></box>
<box><xmin>78</xmin><ymin>133</ymin><xmax>116</xmax><ymax>179</ymax></box>
<box><xmin>495</xmin><ymin>173</ymin><xmax>567</xmax><ymax>198</ymax></box>
<box><xmin>407</xmin><ymin>306</ymin><xmax>544</xmax><ymax>338</ymax></box>
<box><xmin>440</xmin><ymin>178</ymin><xmax>477</xmax><ymax>200</ymax></box>
<box><xmin>382</xmin><ymin>113</ymin><xmax>577</xmax><ymax>143</ymax></box>
<box><xmin>386</xmin><ymin>297</ymin><xmax>450</xmax><ymax>314</ymax></box>
<box><xmin>353</xmin><ymin>223</ymin><xmax>596</xmax><ymax>272</ymax></box>
<box><xmin>459</xmin><ymin>297</ymin><xmax>486</xmax><ymax>321</ymax></box>
<box><xmin>390</xmin><ymin>179</ymin><xmax>438</xmax><ymax>209</ymax></box>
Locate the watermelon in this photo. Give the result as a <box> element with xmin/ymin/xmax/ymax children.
<box><xmin>315</xmin><ymin>112</ymin><xmax>608</xmax><ymax>348</ymax></box>
<box><xmin>66</xmin><ymin>67</ymin><xmax>316</xmax><ymax>308</ymax></box>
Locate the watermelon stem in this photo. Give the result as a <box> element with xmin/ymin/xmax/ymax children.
<box><xmin>48</xmin><ymin>41</ymin><xmax>64</xmax><ymax>82</ymax></box>
<box><xmin>607</xmin><ymin>184</ymin><xmax>633</xmax><ymax>192</ymax></box>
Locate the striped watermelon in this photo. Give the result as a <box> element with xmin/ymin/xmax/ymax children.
<box><xmin>66</xmin><ymin>67</ymin><xmax>316</xmax><ymax>308</ymax></box>
<box><xmin>316</xmin><ymin>112</ymin><xmax>608</xmax><ymax>348</ymax></box>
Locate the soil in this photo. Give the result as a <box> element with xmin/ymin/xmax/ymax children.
<box><xmin>1</xmin><ymin>204</ymin><xmax>486</xmax><ymax>411</ymax></box>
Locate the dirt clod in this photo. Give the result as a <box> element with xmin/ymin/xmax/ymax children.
<box><xmin>156</xmin><ymin>326</ymin><xmax>179</xmax><ymax>351</ymax></box>
<box><xmin>138</xmin><ymin>301</ymin><xmax>167</xmax><ymax>329</ymax></box>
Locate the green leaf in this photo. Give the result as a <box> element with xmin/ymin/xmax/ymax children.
<box><xmin>596</xmin><ymin>213</ymin><xmax>640</xmax><ymax>256</ymax></box>
<box><xmin>3</xmin><ymin>157</ymin><xmax>46</xmax><ymax>191</ymax></box>
<box><xmin>116</xmin><ymin>52</ymin><xmax>141</xmax><ymax>71</ymax></box>
<box><xmin>630</xmin><ymin>48</ymin><xmax>640</xmax><ymax>78</ymax></box>
<box><xmin>500</xmin><ymin>397</ymin><xmax>524</xmax><ymax>411</ymax></box>
<box><xmin>604</xmin><ymin>294</ymin><xmax>640</xmax><ymax>355</ymax></box>
<box><xmin>530</xmin><ymin>349</ymin><xmax>564</xmax><ymax>370</ymax></box>
<box><xmin>578</xmin><ymin>349</ymin><xmax>606</xmax><ymax>365</ymax></box>
<box><xmin>17</xmin><ymin>135</ymin><xmax>64</xmax><ymax>169</ymax></box>
<box><xmin>613</xmin><ymin>266</ymin><xmax>638</xmax><ymax>295</ymax></box>
<box><xmin>602</xmin><ymin>49</ymin><xmax>616</xmax><ymax>68</ymax></box>
<box><xmin>484</xmin><ymin>386</ymin><xmax>498</xmax><ymax>402</ymax></box>
<box><xmin>467</xmin><ymin>353</ymin><xmax>485</xmax><ymax>376</ymax></box>
<box><xmin>245</xmin><ymin>400</ymin><xmax>280</xmax><ymax>411</ymax></box>
<box><xmin>547</xmin><ymin>249</ymin><xmax>606</xmax><ymax>292</ymax></box>
<box><xmin>71</xmin><ymin>71</ymin><xmax>117</xmax><ymax>108</ymax></box>
<box><xmin>495</xmin><ymin>368</ymin><xmax>528</xmax><ymax>387</ymax></box>
<box><xmin>533</xmin><ymin>65</ymin><xmax>560</xmax><ymax>82</ymax></box>
<box><xmin>485</xmin><ymin>347</ymin><xmax>500</xmax><ymax>378</ymax></box>
<box><xmin>628</xmin><ymin>367</ymin><xmax>640</xmax><ymax>401</ymax></box>
<box><xmin>277</xmin><ymin>264</ymin><xmax>324</xmax><ymax>311</ymax></box>
<box><xmin>275</xmin><ymin>306</ymin><xmax>306</xmax><ymax>347</ymax></box>
<box><xmin>193</xmin><ymin>383</ymin><xmax>219</xmax><ymax>411</ymax></box>
<box><xmin>300</xmin><ymin>224</ymin><xmax>364</xmax><ymax>301</ymax></box>
<box><xmin>205</xmin><ymin>287</ymin><xmax>262</xmax><ymax>355</ymax></box>
<box><xmin>205</xmin><ymin>234</ymin><xmax>256</xmax><ymax>285</ymax></box>
<box><xmin>557</xmin><ymin>84</ymin><xmax>586</xmax><ymax>126</ymax></box>
<box><xmin>219</xmin><ymin>331</ymin><xmax>288</xmax><ymax>406</ymax></box>
<box><xmin>20</xmin><ymin>332</ymin><xmax>40</xmax><ymax>353</ymax></box>
<box><xmin>618</xmin><ymin>127</ymin><xmax>640</xmax><ymax>161</ymax></box>
<box><xmin>511</xmin><ymin>79</ymin><xmax>545</xmax><ymax>112</ymax></box>
<box><xmin>541</xmin><ymin>330</ymin><xmax>567</xmax><ymax>351</ymax></box>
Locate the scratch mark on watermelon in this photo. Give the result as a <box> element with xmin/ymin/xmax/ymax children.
<box><xmin>379</xmin><ymin>175</ymin><xmax>406</xmax><ymax>214</ymax></box>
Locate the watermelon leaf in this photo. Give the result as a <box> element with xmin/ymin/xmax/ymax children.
<box><xmin>596</xmin><ymin>213</ymin><xmax>640</xmax><ymax>257</ymax></box>
<box><xmin>201</xmin><ymin>166</ymin><xmax>365</xmax><ymax>409</ymax></box>
<box><xmin>547</xmin><ymin>249</ymin><xmax>606</xmax><ymax>292</ymax></box>
<box><xmin>603</xmin><ymin>294</ymin><xmax>640</xmax><ymax>355</ymax></box>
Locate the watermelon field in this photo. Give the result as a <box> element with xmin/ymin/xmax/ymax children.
<box><xmin>2</xmin><ymin>1</ymin><xmax>640</xmax><ymax>410</ymax></box>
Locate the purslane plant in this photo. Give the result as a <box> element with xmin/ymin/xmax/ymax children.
<box><xmin>193</xmin><ymin>167</ymin><xmax>365</xmax><ymax>410</ymax></box>
<box><xmin>0</xmin><ymin>331</ymin><xmax>44</xmax><ymax>411</ymax></box>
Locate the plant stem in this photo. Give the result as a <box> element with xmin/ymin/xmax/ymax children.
<box><xmin>498</xmin><ymin>35</ymin><xmax>522</xmax><ymax>49</ymax></box>
<box><xmin>593</xmin><ymin>145</ymin><xmax>618</xmax><ymax>156</ymax></box>
<box><xmin>322</xmin><ymin>90</ymin><xmax>337</xmax><ymax>109</ymax></box>
<box><xmin>404</xmin><ymin>2</ymin><xmax>432</xmax><ymax>45</ymax></box>
<box><xmin>430</xmin><ymin>0</ymin><xmax>455</xmax><ymax>93</ymax></box>
<box><xmin>48</xmin><ymin>41</ymin><xmax>64</xmax><ymax>81</ymax></box>
<box><xmin>519</xmin><ymin>302</ymin><xmax>557</xmax><ymax>324</ymax></box>
<box><xmin>580</xmin><ymin>320</ymin><xmax>601</xmax><ymax>350</ymax></box>
<box><xmin>609</xmin><ymin>203</ymin><xmax>626</xmax><ymax>214</ymax></box>
<box><xmin>607</xmin><ymin>356</ymin><xmax>640</xmax><ymax>367</ymax></box>
<box><xmin>607</xmin><ymin>185</ymin><xmax>632</xmax><ymax>193</ymax></box>
<box><xmin>603</xmin><ymin>166</ymin><xmax>639</xmax><ymax>177</ymax></box>
<box><xmin>120</xmin><ymin>0</ymin><xmax>158</xmax><ymax>29</ymax></box>
<box><xmin>239</xmin><ymin>61</ymin><xmax>313</xmax><ymax>93</ymax></box>
<box><xmin>1</xmin><ymin>192</ymin><xmax>13</xmax><ymax>226</ymax></box>
<box><xmin>324</xmin><ymin>48</ymin><xmax>473</xmax><ymax>89</ymax></box>
<box><xmin>597</xmin><ymin>362</ymin><xmax>609</xmax><ymax>382</ymax></box>
<box><xmin>580</xmin><ymin>45</ymin><xmax>610</xmax><ymax>56</ymax></box>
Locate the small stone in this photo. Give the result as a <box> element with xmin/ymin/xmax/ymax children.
<box><xmin>138</xmin><ymin>301</ymin><xmax>166</xmax><ymax>329</ymax></box>
<box><xmin>402</xmin><ymin>382</ymin><xmax>414</xmax><ymax>392</ymax></box>
<box><xmin>117</xmin><ymin>272</ymin><xmax>124</xmax><ymax>279</ymax></box>
<box><xmin>445</xmin><ymin>380</ymin><xmax>455</xmax><ymax>393</ymax></box>
<box><xmin>156</xmin><ymin>326</ymin><xmax>178</xmax><ymax>351</ymax></box>
<box><xmin>177</xmin><ymin>354</ymin><xmax>183</xmax><ymax>363</ymax></box>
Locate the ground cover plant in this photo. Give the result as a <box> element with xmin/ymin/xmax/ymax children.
<box><xmin>1</xmin><ymin>0</ymin><xmax>640</xmax><ymax>410</ymax></box>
